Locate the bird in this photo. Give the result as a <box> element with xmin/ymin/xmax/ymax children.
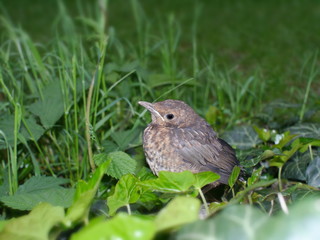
<box><xmin>138</xmin><ymin>99</ymin><xmax>239</xmax><ymax>186</ymax></box>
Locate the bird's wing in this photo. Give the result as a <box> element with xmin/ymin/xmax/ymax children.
<box><xmin>172</xmin><ymin>126</ymin><xmax>238</xmax><ymax>184</ymax></box>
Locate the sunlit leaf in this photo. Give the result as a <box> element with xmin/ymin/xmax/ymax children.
<box><xmin>71</xmin><ymin>214</ymin><xmax>155</xmax><ymax>240</ymax></box>
<box><xmin>0</xmin><ymin>203</ymin><xmax>64</xmax><ymax>240</ymax></box>
<box><xmin>155</xmin><ymin>196</ymin><xmax>201</xmax><ymax>232</ymax></box>
<box><xmin>193</xmin><ymin>171</ymin><xmax>220</xmax><ymax>189</ymax></box>
<box><xmin>107</xmin><ymin>174</ymin><xmax>140</xmax><ymax>216</ymax></box>
<box><xmin>228</xmin><ymin>166</ymin><xmax>241</xmax><ymax>188</ymax></box>
<box><xmin>138</xmin><ymin>171</ymin><xmax>195</xmax><ymax>193</ymax></box>
<box><xmin>65</xmin><ymin>160</ymin><xmax>110</xmax><ymax>225</ymax></box>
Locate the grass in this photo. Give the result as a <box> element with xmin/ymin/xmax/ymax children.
<box><xmin>0</xmin><ymin>0</ymin><xmax>320</xmax><ymax>239</ymax></box>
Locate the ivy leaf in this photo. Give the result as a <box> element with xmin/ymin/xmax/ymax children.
<box><xmin>138</xmin><ymin>171</ymin><xmax>195</xmax><ymax>193</ymax></box>
<box><xmin>282</xmin><ymin>152</ymin><xmax>311</xmax><ymax>181</ymax></box>
<box><xmin>222</xmin><ymin>125</ymin><xmax>262</xmax><ymax>150</ymax></box>
<box><xmin>71</xmin><ymin>214</ymin><xmax>155</xmax><ymax>240</ymax></box>
<box><xmin>175</xmin><ymin>205</ymin><xmax>267</xmax><ymax>240</ymax></box>
<box><xmin>285</xmin><ymin>123</ymin><xmax>320</xmax><ymax>139</ymax></box>
<box><xmin>0</xmin><ymin>203</ymin><xmax>64</xmax><ymax>240</ymax></box>
<box><xmin>306</xmin><ymin>156</ymin><xmax>320</xmax><ymax>187</ymax></box>
<box><xmin>228</xmin><ymin>166</ymin><xmax>241</xmax><ymax>188</ymax></box>
<box><xmin>155</xmin><ymin>196</ymin><xmax>201</xmax><ymax>232</ymax></box>
<box><xmin>107</xmin><ymin>174</ymin><xmax>140</xmax><ymax>216</ymax></box>
<box><xmin>193</xmin><ymin>171</ymin><xmax>220</xmax><ymax>189</ymax></box>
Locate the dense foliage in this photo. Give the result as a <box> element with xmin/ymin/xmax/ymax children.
<box><xmin>0</xmin><ymin>0</ymin><xmax>319</xmax><ymax>239</ymax></box>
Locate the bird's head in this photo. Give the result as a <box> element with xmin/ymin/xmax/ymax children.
<box><xmin>139</xmin><ymin>99</ymin><xmax>202</xmax><ymax>128</ymax></box>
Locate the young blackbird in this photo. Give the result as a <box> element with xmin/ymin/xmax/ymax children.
<box><xmin>139</xmin><ymin>99</ymin><xmax>239</xmax><ymax>185</ymax></box>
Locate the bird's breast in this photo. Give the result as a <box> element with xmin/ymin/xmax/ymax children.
<box><xmin>143</xmin><ymin>125</ymin><xmax>184</xmax><ymax>174</ymax></box>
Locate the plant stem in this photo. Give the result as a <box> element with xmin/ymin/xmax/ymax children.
<box><xmin>278</xmin><ymin>167</ymin><xmax>283</xmax><ymax>192</ymax></box>
<box><xmin>85</xmin><ymin>71</ymin><xmax>96</xmax><ymax>171</ymax></box>
<box><xmin>198</xmin><ymin>188</ymin><xmax>209</xmax><ymax>216</ymax></box>
<box><xmin>126</xmin><ymin>204</ymin><xmax>132</xmax><ymax>215</ymax></box>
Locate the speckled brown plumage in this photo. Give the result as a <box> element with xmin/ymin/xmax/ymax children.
<box><xmin>139</xmin><ymin>99</ymin><xmax>239</xmax><ymax>185</ymax></box>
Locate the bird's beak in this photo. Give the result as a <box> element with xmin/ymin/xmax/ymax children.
<box><xmin>138</xmin><ymin>101</ymin><xmax>164</xmax><ymax>121</ymax></box>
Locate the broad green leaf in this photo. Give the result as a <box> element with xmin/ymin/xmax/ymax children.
<box><xmin>138</xmin><ymin>171</ymin><xmax>195</xmax><ymax>193</ymax></box>
<box><xmin>257</xmin><ymin>198</ymin><xmax>320</xmax><ymax>240</ymax></box>
<box><xmin>65</xmin><ymin>160</ymin><xmax>110</xmax><ymax>225</ymax></box>
<box><xmin>282</xmin><ymin>152</ymin><xmax>311</xmax><ymax>181</ymax></box>
<box><xmin>155</xmin><ymin>196</ymin><xmax>201</xmax><ymax>232</ymax></box>
<box><xmin>0</xmin><ymin>176</ymin><xmax>73</xmax><ymax>210</ymax></box>
<box><xmin>0</xmin><ymin>187</ymin><xmax>74</xmax><ymax>210</ymax></box>
<box><xmin>137</xmin><ymin>167</ymin><xmax>157</xmax><ymax>181</ymax></box>
<box><xmin>193</xmin><ymin>171</ymin><xmax>220</xmax><ymax>189</ymax></box>
<box><xmin>107</xmin><ymin>174</ymin><xmax>140</xmax><ymax>216</ymax></box>
<box><xmin>96</xmin><ymin>151</ymin><xmax>136</xmax><ymax>179</ymax></box>
<box><xmin>290</xmin><ymin>188</ymin><xmax>320</xmax><ymax>202</ymax></box>
<box><xmin>71</xmin><ymin>214</ymin><xmax>155</xmax><ymax>240</ymax></box>
<box><xmin>222</xmin><ymin>125</ymin><xmax>262</xmax><ymax>150</ymax></box>
<box><xmin>28</xmin><ymin>81</ymin><xmax>64</xmax><ymax>129</ymax></box>
<box><xmin>175</xmin><ymin>205</ymin><xmax>267</xmax><ymax>240</ymax></box>
<box><xmin>285</xmin><ymin>123</ymin><xmax>320</xmax><ymax>139</ymax></box>
<box><xmin>20</xmin><ymin>116</ymin><xmax>45</xmax><ymax>142</ymax></box>
<box><xmin>299</xmin><ymin>139</ymin><xmax>320</xmax><ymax>152</ymax></box>
<box><xmin>228</xmin><ymin>166</ymin><xmax>241</xmax><ymax>188</ymax></box>
<box><xmin>17</xmin><ymin>176</ymin><xmax>69</xmax><ymax>193</ymax></box>
<box><xmin>269</xmin><ymin>138</ymin><xmax>302</xmax><ymax>168</ymax></box>
<box><xmin>110</xmin><ymin>128</ymin><xmax>142</xmax><ymax>150</ymax></box>
<box><xmin>253</xmin><ymin>126</ymin><xmax>271</xmax><ymax>142</ymax></box>
<box><xmin>306</xmin><ymin>156</ymin><xmax>320</xmax><ymax>187</ymax></box>
<box><xmin>0</xmin><ymin>114</ymin><xmax>44</xmax><ymax>149</ymax></box>
<box><xmin>0</xmin><ymin>203</ymin><xmax>64</xmax><ymax>240</ymax></box>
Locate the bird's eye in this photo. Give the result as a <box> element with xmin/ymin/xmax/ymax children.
<box><xmin>165</xmin><ymin>114</ymin><xmax>174</xmax><ymax>120</ymax></box>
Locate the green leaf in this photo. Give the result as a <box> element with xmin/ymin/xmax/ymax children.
<box><xmin>193</xmin><ymin>171</ymin><xmax>220</xmax><ymax>189</ymax></box>
<box><xmin>175</xmin><ymin>205</ymin><xmax>267</xmax><ymax>240</ymax></box>
<box><xmin>17</xmin><ymin>176</ymin><xmax>69</xmax><ymax>193</ymax></box>
<box><xmin>247</xmin><ymin>166</ymin><xmax>264</xmax><ymax>186</ymax></box>
<box><xmin>0</xmin><ymin>187</ymin><xmax>74</xmax><ymax>210</ymax></box>
<box><xmin>71</xmin><ymin>214</ymin><xmax>155</xmax><ymax>240</ymax></box>
<box><xmin>110</xmin><ymin>128</ymin><xmax>142</xmax><ymax>150</ymax></box>
<box><xmin>138</xmin><ymin>171</ymin><xmax>195</xmax><ymax>193</ymax></box>
<box><xmin>228</xmin><ymin>166</ymin><xmax>241</xmax><ymax>188</ymax></box>
<box><xmin>231</xmin><ymin>179</ymin><xmax>277</xmax><ymax>203</ymax></box>
<box><xmin>155</xmin><ymin>196</ymin><xmax>201</xmax><ymax>232</ymax></box>
<box><xmin>20</xmin><ymin>116</ymin><xmax>45</xmax><ymax>142</ymax></box>
<box><xmin>0</xmin><ymin>114</ymin><xmax>44</xmax><ymax>149</ymax></box>
<box><xmin>28</xmin><ymin>81</ymin><xmax>64</xmax><ymax>129</ymax></box>
<box><xmin>65</xmin><ymin>160</ymin><xmax>110</xmax><ymax>225</ymax></box>
<box><xmin>0</xmin><ymin>176</ymin><xmax>74</xmax><ymax>210</ymax></box>
<box><xmin>105</xmin><ymin>151</ymin><xmax>137</xmax><ymax>179</ymax></box>
<box><xmin>282</xmin><ymin>152</ymin><xmax>311</xmax><ymax>181</ymax></box>
<box><xmin>306</xmin><ymin>156</ymin><xmax>320</xmax><ymax>187</ymax></box>
<box><xmin>257</xmin><ymin>198</ymin><xmax>320</xmax><ymax>240</ymax></box>
<box><xmin>273</xmin><ymin>131</ymin><xmax>297</xmax><ymax>149</ymax></box>
<box><xmin>253</xmin><ymin>125</ymin><xmax>271</xmax><ymax>142</ymax></box>
<box><xmin>107</xmin><ymin>174</ymin><xmax>140</xmax><ymax>216</ymax></box>
<box><xmin>222</xmin><ymin>125</ymin><xmax>262</xmax><ymax>150</ymax></box>
<box><xmin>0</xmin><ymin>203</ymin><xmax>64</xmax><ymax>240</ymax></box>
<box><xmin>285</xmin><ymin>123</ymin><xmax>320</xmax><ymax>139</ymax></box>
